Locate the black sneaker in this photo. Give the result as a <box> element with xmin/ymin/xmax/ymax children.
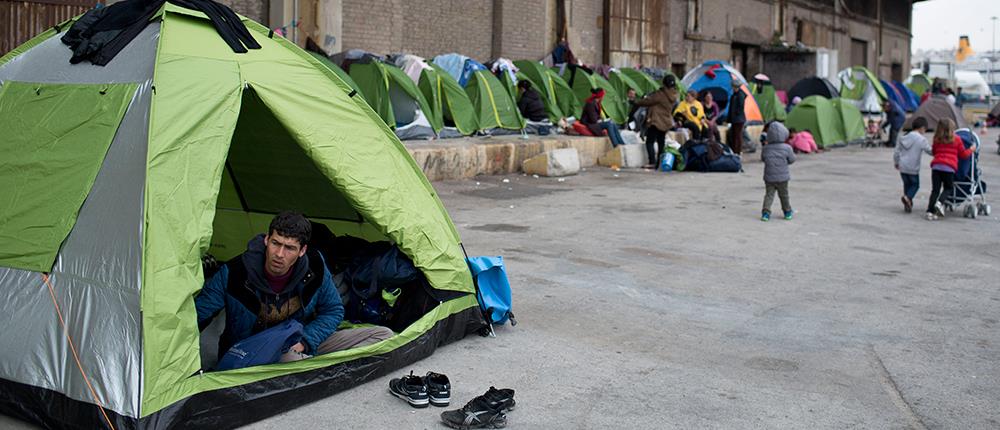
<box><xmin>388</xmin><ymin>371</ymin><xmax>429</xmax><ymax>408</ymax></box>
<box><xmin>478</xmin><ymin>386</ymin><xmax>515</xmax><ymax>412</ymax></box>
<box><xmin>424</xmin><ymin>372</ymin><xmax>451</xmax><ymax>407</ymax></box>
<box><xmin>440</xmin><ymin>396</ymin><xmax>508</xmax><ymax>429</ymax></box>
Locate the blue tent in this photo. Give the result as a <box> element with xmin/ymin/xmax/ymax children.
<box><xmin>680</xmin><ymin>60</ymin><xmax>762</xmax><ymax>122</ymax></box>
<box><xmin>881</xmin><ymin>79</ymin><xmax>917</xmax><ymax>112</ymax></box>
<box><xmin>891</xmin><ymin>80</ymin><xmax>920</xmax><ymax>111</ymax></box>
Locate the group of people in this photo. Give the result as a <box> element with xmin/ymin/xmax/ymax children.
<box><xmin>558</xmin><ymin>74</ymin><xmax>748</xmax><ymax>169</ymax></box>
<box><xmin>893</xmin><ymin>117</ymin><xmax>978</xmax><ymax>220</ymax></box>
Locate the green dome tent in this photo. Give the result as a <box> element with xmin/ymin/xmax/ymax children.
<box><xmin>465</xmin><ymin>69</ymin><xmax>525</xmax><ymax>131</ymax></box>
<box><xmin>906</xmin><ymin>73</ymin><xmax>932</xmax><ymax>98</ymax></box>
<box><xmin>0</xmin><ymin>4</ymin><xmax>481</xmax><ymax>428</ymax></box>
<box><xmin>562</xmin><ymin>66</ymin><xmax>628</xmax><ymax>124</ymax></box>
<box><xmin>786</xmin><ymin>96</ymin><xmax>846</xmax><ymax>148</ymax></box>
<box><xmin>619</xmin><ymin>68</ymin><xmax>660</xmax><ymax>95</ymax></box>
<box><xmin>786</xmin><ymin>96</ymin><xmax>866</xmax><ymax>148</ymax></box>
<box><xmin>751</xmin><ymin>82</ymin><xmax>787</xmax><ymax>122</ymax></box>
<box><xmin>513</xmin><ymin>60</ymin><xmax>564</xmax><ymax>122</ymax></box>
<box><xmin>609</xmin><ymin>69</ymin><xmax>643</xmax><ymax>98</ymax></box>
<box><xmin>349</xmin><ymin>60</ymin><xmax>442</xmax><ymax>139</ymax></box>
<box><xmin>830</xmin><ymin>98</ymin><xmax>866</xmax><ymax>144</ymax></box>
<box><xmin>836</xmin><ymin>66</ymin><xmax>887</xmax><ymax>113</ymax></box>
<box><xmin>546</xmin><ymin>68</ymin><xmax>582</xmax><ymax>120</ymax></box>
<box><xmin>309</xmin><ymin>51</ymin><xmax>362</xmax><ymax>96</ymax></box>
<box><xmin>418</xmin><ymin>63</ymin><xmax>478</xmax><ymax>135</ymax></box>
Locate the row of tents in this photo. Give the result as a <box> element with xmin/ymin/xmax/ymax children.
<box><xmin>744</xmin><ymin>65</ymin><xmax>970</xmax><ymax>147</ymax></box>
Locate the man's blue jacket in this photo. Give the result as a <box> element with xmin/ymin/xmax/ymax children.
<box><xmin>195</xmin><ymin>234</ymin><xmax>344</xmax><ymax>355</ymax></box>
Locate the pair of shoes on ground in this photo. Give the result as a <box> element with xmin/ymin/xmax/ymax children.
<box><xmin>440</xmin><ymin>387</ymin><xmax>516</xmax><ymax>429</ymax></box>
<box><xmin>901</xmin><ymin>195</ymin><xmax>913</xmax><ymax>213</ymax></box>
<box><xmin>390</xmin><ymin>372</ymin><xmax>515</xmax><ymax>429</ymax></box>
<box><xmin>389</xmin><ymin>371</ymin><xmax>451</xmax><ymax>408</ymax></box>
<box><xmin>761</xmin><ymin>210</ymin><xmax>793</xmax><ymax>222</ymax></box>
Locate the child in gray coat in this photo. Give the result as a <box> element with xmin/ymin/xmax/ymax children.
<box><xmin>892</xmin><ymin>117</ymin><xmax>931</xmax><ymax>213</ymax></box>
<box><xmin>760</xmin><ymin>122</ymin><xmax>796</xmax><ymax>221</ymax></box>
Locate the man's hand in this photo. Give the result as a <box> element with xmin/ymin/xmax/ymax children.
<box><xmin>290</xmin><ymin>342</ymin><xmax>305</xmax><ymax>353</ymax></box>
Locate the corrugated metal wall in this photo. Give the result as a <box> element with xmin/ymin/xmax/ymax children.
<box><xmin>606</xmin><ymin>0</ymin><xmax>668</xmax><ymax>68</ymax></box>
<box><xmin>1</xmin><ymin>0</ymin><xmax>94</xmax><ymax>57</ymax></box>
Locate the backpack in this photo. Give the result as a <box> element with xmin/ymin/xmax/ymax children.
<box><xmin>466</xmin><ymin>256</ymin><xmax>515</xmax><ymax>336</ymax></box>
<box><xmin>343</xmin><ymin>242</ymin><xmax>422</xmax><ymax>324</ymax></box>
<box><xmin>215</xmin><ymin>319</ymin><xmax>303</xmax><ymax>371</ymax></box>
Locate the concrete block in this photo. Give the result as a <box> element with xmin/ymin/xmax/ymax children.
<box><xmin>598</xmin><ymin>144</ymin><xmax>648</xmax><ymax>168</ymax></box>
<box><xmin>522</xmin><ymin>148</ymin><xmax>581</xmax><ymax>177</ymax></box>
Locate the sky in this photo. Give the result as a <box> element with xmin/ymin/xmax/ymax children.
<box><xmin>912</xmin><ymin>0</ymin><xmax>1000</xmax><ymax>52</ymax></box>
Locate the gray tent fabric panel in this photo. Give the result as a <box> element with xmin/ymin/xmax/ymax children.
<box><xmin>0</xmin><ymin>24</ymin><xmax>160</xmax><ymax>85</ymax></box>
<box><xmin>0</xmin><ymin>24</ymin><xmax>156</xmax><ymax>419</ymax></box>
<box><xmin>389</xmin><ymin>83</ymin><xmax>417</xmax><ymax>124</ymax></box>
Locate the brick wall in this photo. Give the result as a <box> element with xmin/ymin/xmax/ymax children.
<box><xmin>219</xmin><ymin>0</ymin><xmax>266</xmax><ymax>24</ymax></box>
<box><xmin>494</xmin><ymin>0</ymin><xmax>552</xmax><ymax>61</ymax></box>
<box><xmin>565</xmin><ymin>0</ymin><xmax>604</xmax><ymax>65</ymax></box>
<box><xmin>340</xmin><ymin>0</ymin><xmax>493</xmax><ymax>61</ymax></box>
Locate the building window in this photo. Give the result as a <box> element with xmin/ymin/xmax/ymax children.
<box><xmin>851</xmin><ymin>38</ymin><xmax>868</xmax><ymax>68</ymax></box>
<box><xmin>687</xmin><ymin>0</ymin><xmax>700</xmax><ymax>33</ymax></box>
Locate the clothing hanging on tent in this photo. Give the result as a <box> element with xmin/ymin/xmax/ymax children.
<box><xmin>62</xmin><ymin>0</ymin><xmax>259</xmax><ymax>66</ymax></box>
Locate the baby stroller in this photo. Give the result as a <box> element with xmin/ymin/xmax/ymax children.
<box><xmin>864</xmin><ymin>115</ymin><xmax>886</xmax><ymax>148</ymax></box>
<box><xmin>941</xmin><ymin>128</ymin><xmax>991</xmax><ymax>218</ymax></box>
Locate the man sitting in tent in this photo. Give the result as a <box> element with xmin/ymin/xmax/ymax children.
<box><xmin>517</xmin><ymin>80</ymin><xmax>548</xmax><ymax>123</ymax></box>
<box><xmin>674</xmin><ymin>90</ymin><xmax>708</xmax><ymax>140</ymax></box>
<box><xmin>196</xmin><ymin>212</ymin><xmax>393</xmax><ymax>367</ymax></box>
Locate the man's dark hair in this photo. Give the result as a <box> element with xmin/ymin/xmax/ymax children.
<box><xmin>590</xmin><ymin>87</ymin><xmax>601</xmax><ymax>95</ymax></box>
<box><xmin>662</xmin><ymin>75</ymin><xmax>676</xmax><ymax>88</ymax></box>
<box><xmin>268</xmin><ymin>211</ymin><xmax>312</xmax><ymax>246</ymax></box>
<box><xmin>911</xmin><ymin>116</ymin><xmax>928</xmax><ymax>131</ymax></box>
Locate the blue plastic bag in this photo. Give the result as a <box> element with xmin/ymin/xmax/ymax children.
<box><xmin>659</xmin><ymin>152</ymin><xmax>675</xmax><ymax>172</ymax></box>
<box><xmin>215</xmin><ymin>319</ymin><xmax>303</xmax><ymax>371</ymax></box>
<box><xmin>466</xmin><ymin>256</ymin><xmax>515</xmax><ymax>329</ymax></box>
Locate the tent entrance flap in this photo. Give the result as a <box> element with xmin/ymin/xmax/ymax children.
<box><xmin>0</xmin><ymin>81</ymin><xmax>137</xmax><ymax>272</ymax></box>
<box><xmin>211</xmin><ymin>87</ymin><xmax>366</xmax><ymax>259</ymax></box>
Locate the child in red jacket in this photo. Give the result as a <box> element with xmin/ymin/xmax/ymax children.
<box><xmin>925</xmin><ymin>118</ymin><xmax>977</xmax><ymax>220</ymax></box>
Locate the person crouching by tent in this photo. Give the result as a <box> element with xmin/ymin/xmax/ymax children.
<box><xmin>674</xmin><ymin>90</ymin><xmax>708</xmax><ymax>140</ymax></box>
<box><xmin>788</xmin><ymin>128</ymin><xmax>818</xmax><ymax>154</ymax></box>
<box><xmin>786</xmin><ymin>96</ymin><xmax>801</xmax><ymax>114</ymax></box>
<box><xmin>760</xmin><ymin>122</ymin><xmax>796</xmax><ymax>221</ymax></box>
<box><xmin>925</xmin><ymin>119</ymin><xmax>977</xmax><ymax>221</ymax></box>
<box><xmin>727</xmin><ymin>79</ymin><xmax>747</xmax><ymax>156</ymax></box>
<box><xmin>635</xmin><ymin>75</ymin><xmax>680</xmax><ymax>169</ymax></box>
<box><xmin>517</xmin><ymin>80</ymin><xmax>548</xmax><ymax>123</ymax></box>
<box><xmin>572</xmin><ymin>87</ymin><xmax>626</xmax><ymax>147</ymax></box>
<box><xmin>883</xmin><ymin>99</ymin><xmax>905</xmax><ymax>148</ymax></box>
<box><xmin>196</xmin><ymin>212</ymin><xmax>393</xmax><ymax>367</ymax></box>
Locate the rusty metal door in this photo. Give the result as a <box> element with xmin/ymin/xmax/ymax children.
<box><xmin>1</xmin><ymin>0</ymin><xmax>95</xmax><ymax>57</ymax></box>
<box><xmin>605</xmin><ymin>0</ymin><xmax>668</xmax><ymax>68</ymax></box>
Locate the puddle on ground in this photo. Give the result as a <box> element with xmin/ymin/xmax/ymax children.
<box><xmin>468</xmin><ymin>224</ymin><xmax>530</xmax><ymax>233</ymax></box>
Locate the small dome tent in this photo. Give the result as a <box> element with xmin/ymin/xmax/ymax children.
<box><xmin>562</xmin><ymin>65</ymin><xmax>628</xmax><ymax>124</ymax></box>
<box><xmin>434</xmin><ymin>54</ymin><xmax>525</xmax><ymax>132</ymax></box>
<box><xmin>681</xmin><ymin>60</ymin><xmax>763</xmax><ymax>123</ymax></box>
<box><xmin>0</xmin><ymin>2</ymin><xmax>482</xmax><ymax>428</ymax></box>
<box><xmin>836</xmin><ymin>66</ymin><xmax>887</xmax><ymax>114</ymax></box>
<box><xmin>348</xmin><ymin>59</ymin><xmax>442</xmax><ymax>140</ymax></box>
<box><xmin>787</xmin><ymin>76</ymin><xmax>840</xmax><ymax>101</ymax></box>
<box><xmin>904</xmin><ymin>94</ymin><xmax>969</xmax><ymax>131</ymax></box>
<box><xmin>514</xmin><ymin>59</ymin><xmax>565</xmax><ymax>122</ymax></box>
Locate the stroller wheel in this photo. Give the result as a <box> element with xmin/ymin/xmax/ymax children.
<box><xmin>982</xmin><ymin>204</ymin><xmax>992</xmax><ymax>216</ymax></box>
<box><xmin>965</xmin><ymin>205</ymin><xmax>977</xmax><ymax>219</ymax></box>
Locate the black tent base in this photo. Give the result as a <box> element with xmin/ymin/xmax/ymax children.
<box><xmin>0</xmin><ymin>305</ymin><xmax>483</xmax><ymax>430</ymax></box>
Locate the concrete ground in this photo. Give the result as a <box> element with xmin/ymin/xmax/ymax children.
<box><xmin>4</xmin><ymin>130</ymin><xmax>999</xmax><ymax>429</ymax></box>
